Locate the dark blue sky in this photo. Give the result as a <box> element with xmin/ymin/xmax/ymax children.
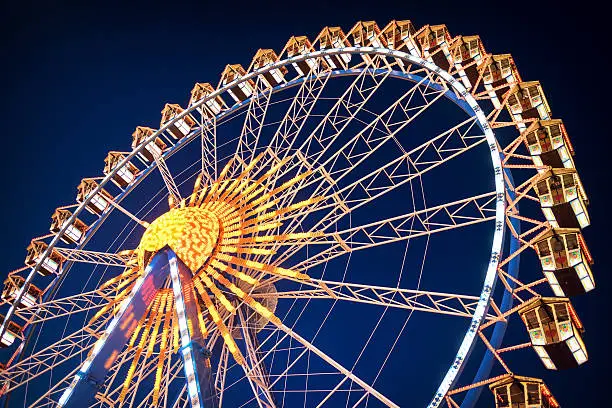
<box><xmin>0</xmin><ymin>0</ymin><xmax>609</xmax><ymax>406</ymax></box>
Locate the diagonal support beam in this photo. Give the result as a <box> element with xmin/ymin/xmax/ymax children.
<box><xmin>153</xmin><ymin>149</ymin><xmax>182</xmax><ymax>206</ymax></box>
<box><xmin>53</xmin><ymin>248</ymin><xmax>135</xmax><ymax>267</ymax></box>
<box><xmin>232</xmin><ymin>77</ymin><xmax>274</xmax><ymax>174</ymax></box>
<box><xmin>284</xmin><ymin>192</ymin><xmax>497</xmax><ymax>271</ymax></box>
<box><xmin>244</xmin><ymin>302</ymin><xmax>399</xmax><ymax>408</ymax></box>
<box><xmin>13</xmin><ymin>287</ymin><xmax>115</xmax><ymax>325</ymax></box>
<box><xmin>237</xmin><ymin>308</ymin><xmax>276</xmax><ymax>408</ymax></box>
<box><xmin>256</xmin><ymin>279</ymin><xmax>499</xmax><ymax>321</ymax></box>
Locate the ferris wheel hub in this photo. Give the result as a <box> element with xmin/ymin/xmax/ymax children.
<box><xmin>138</xmin><ymin>207</ymin><xmax>220</xmax><ymax>273</ymax></box>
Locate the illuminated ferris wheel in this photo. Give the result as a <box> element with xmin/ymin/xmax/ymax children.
<box><xmin>0</xmin><ymin>20</ymin><xmax>593</xmax><ymax>408</ymax></box>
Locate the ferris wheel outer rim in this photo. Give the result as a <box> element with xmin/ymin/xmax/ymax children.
<box><xmin>1</xmin><ymin>46</ymin><xmax>507</xmax><ymax>407</ymax></box>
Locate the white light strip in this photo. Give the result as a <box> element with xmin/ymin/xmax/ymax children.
<box><xmin>168</xmin><ymin>253</ymin><xmax>203</xmax><ymax>408</ymax></box>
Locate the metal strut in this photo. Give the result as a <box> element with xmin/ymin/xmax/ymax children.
<box><xmin>168</xmin><ymin>250</ymin><xmax>219</xmax><ymax>408</ymax></box>
<box><xmin>57</xmin><ymin>248</ymin><xmax>218</xmax><ymax>408</ymax></box>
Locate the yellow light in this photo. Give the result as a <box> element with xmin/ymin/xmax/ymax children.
<box><xmin>119</xmin><ymin>296</ymin><xmax>159</xmax><ymax>404</ymax></box>
<box><xmin>195</xmin><ymin>274</ymin><xmax>236</xmax><ymax>314</ymax></box>
<box><xmin>210</xmin><ymin>259</ymin><xmax>259</xmax><ymax>285</ymax></box>
<box><xmin>138</xmin><ymin>207</ymin><xmax>220</xmax><ymax>273</ymax></box>
<box><xmin>101</xmin><ymin>152</ymin><xmax>328</xmax><ymax>375</ymax></box>
<box><xmin>189</xmin><ymin>173</ymin><xmax>204</xmax><ymax>206</ymax></box>
<box><xmin>207</xmin><ymin>266</ymin><xmax>282</xmax><ymax>327</ymax></box>
<box><xmin>196</xmin><ymin>282</ymin><xmax>245</xmax><ymax>366</ymax></box>
<box><xmin>222</xmin><ymin>221</ymin><xmax>282</xmax><ymax>239</ymax></box>
<box><xmin>219</xmin><ymin>246</ymin><xmax>275</xmax><ymax>255</ymax></box>
<box><xmin>243</xmin><ymin>199</ymin><xmax>279</xmax><ymax>217</ymax></box>
<box><xmin>146</xmin><ymin>295</ymin><xmax>165</xmax><ymax>358</ymax></box>
<box><xmin>172</xmin><ymin>318</ymin><xmax>180</xmax><ymax>353</ymax></box>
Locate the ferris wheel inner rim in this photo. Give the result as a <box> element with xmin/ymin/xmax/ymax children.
<box><xmin>5</xmin><ymin>46</ymin><xmax>506</xmax><ymax>407</ymax></box>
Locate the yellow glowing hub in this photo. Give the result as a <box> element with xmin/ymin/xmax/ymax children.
<box><xmin>103</xmin><ymin>157</ymin><xmax>322</xmax><ymax>372</ymax></box>
<box><xmin>139</xmin><ymin>207</ymin><xmax>220</xmax><ymax>272</ymax></box>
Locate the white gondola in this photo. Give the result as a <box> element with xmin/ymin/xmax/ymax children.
<box><xmin>415</xmin><ymin>25</ymin><xmax>452</xmax><ymax>71</ymax></box>
<box><xmin>449</xmin><ymin>35</ymin><xmax>485</xmax><ymax>89</ymax></box>
<box><xmin>506</xmin><ymin>81</ymin><xmax>551</xmax><ymax>131</ymax></box>
<box><xmin>0</xmin><ymin>315</ymin><xmax>22</xmax><ymax>347</ymax></box>
<box><xmin>524</xmin><ymin>120</ymin><xmax>575</xmax><ymax>171</ymax></box>
<box><xmin>131</xmin><ymin>126</ymin><xmax>167</xmax><ymax>164</ymax></box>
<box><xmin>25</xmin><ymin>240</ymin><xmax>64</xmax><ymax>276</ymax></box>
<box><xmin>283</xmin><ymin>36</ymin><xmax>320</xmax><ymax>76</ymax></box>
<box><xmin>519</xmin><ymin>297</ymin><xmax>587</xmax><ymax>370</ymax></box>
<box><xmin>348</xmin><ymin>21</ymin><xmax>385</xmax><ymax>64</ymax></box>
<box><xmin>489</xmin><ymin>375</ymin><xmax>559</xmax><ymax>408</ymax></box>
<box><xmin>315</xmin><ymin>27</ymin><xmax>352</xmax><ymax>70</ymax></box>
<box><xmin>535</xmin><ymin>229</ymin><xmax>594</xmax><ymax>297</ymax></box>
<box><xmin>251</xmin><ymin>49</ymin><xmax>288</xmax><ymax>88</ymax></box>
<box><xmin>220</xmin><ymin>64</ymin><xmax>255</xmax><ymax>103</ymax></box>
<box><xmin>189</xmin><ymin>83</ymin><xmax>226</xmax><ymax>118</ymax></box>
<box><xmin>104</xmin><ymin>152</ymin><xmax>139</xmax><ymax>189</ymax></box>
<box><xmin>25</xmin><ymin>240</ymin><xmax>65</xmax><ymax>277</ymax></box>
<box><xmin>535</xmin><ymin>168</ymin><xmax>589</xmax><ymax>229</ymax></box>
<box><xmin>50</xmin><ymin>208</ymin><xmax>88</xmax><ymax>245</ymax></box>
<box><xmin>160</xmin><ymin>104</ymin><xmax>195</xmax><ymax>140</ymax></box>
<box><xmin>76</xmin><ymin>178</ymin><xmax>114</xmax><ymax>216</ymax></box>
<box><xmin>380</xmin><ymin>20</ymin><xmax>419</xmax><ymax>67</ymax></box>
<box><xmin>482</xmin><ymin>54</ymin><xmax>521</xmax><ymax>109</ymax></box>
<box><xmin>1</xmin><ymin>276</ymin><xmax>43</xmax><ymax>308</ymax></box>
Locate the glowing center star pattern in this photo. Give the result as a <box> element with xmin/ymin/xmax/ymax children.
<box><xmin>138</xmin><ymin>207</ymin><xmax>220</xmax><ymax>273</ymax></box>
<box><xmin>91</xmin><ymin>154</ymin><xmax>324</xmax><ymax>404</ymax></box>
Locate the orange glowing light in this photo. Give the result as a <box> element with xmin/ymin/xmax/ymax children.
<box><xmin>103</xmin><ymin>152</ymin><xmax>324</xmax><ymax>369</ymax></box>
<box><xmin>138</xmin><ymin>207</ymin><xmax>219</xmax><ymax>273</ymax></box>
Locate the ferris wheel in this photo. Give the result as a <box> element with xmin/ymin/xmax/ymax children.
<box><xmin>0</xmin><ymin>20</ymin><xmax>594</xmax><ymax>408</ymax></box>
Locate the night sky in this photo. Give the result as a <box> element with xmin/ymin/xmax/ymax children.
<box><xmin>0</xmin><ymin>0</ymin><xmax>609</xmax><ymax>406</ymax></box>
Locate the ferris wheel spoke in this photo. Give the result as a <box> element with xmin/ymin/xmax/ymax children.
<box><xmin>170</xmin><ymin>384</ymin><xmax>189</xmax><ymax>408</ymax></box>
<box><xmin>245</xmin><ymin>103</ymin><xmax>472</xmax><ymax>269</ymax></box>
<box><xmin>1</xmin><ymin>315</ymin><xmax>110</xmax><ymax>394</ymax></box>
<box><xmin>26</xmin><ymin>364</ymin><xmax>81</xmax><ymax>408</ymax></box>
<box><xmin>199</xmin><ymin>115</ymin><xmax>218</xmax><ymax>182</ymax></box>
<box><xmin>268</xmin><ymin>56</ymin><xmax>392</xmax><ymax>192</ymax></box>
<box><xmin>131</xmin><ymin>353</ymin><xmax>183</xmax><ymax>408</ymax></box>
<box><xmin>104</xmin><ymin>344</ymin><xmax>156</xmax><ymax>404</ymax></box>
<box><xmin>275</xmin><ymin>113</ymin><xmax>484</xmax><ymax>236</ymax></box>
<box><xmin>106</xmin><ymin>197</ymin><xmax>151</xmax><ymax>229</ymax></box>
<box><xmin>275</xmin><ymin>68</ymin><xmax>449</xmax><ymax>211</ymax></box>
<box><xmin>268</xmin><ymin>65</ymin><xmax>332</xmax><ymax>157</ymax></box>
<box><xmin>53</xmin><ymin>247</ymin><xmax>135</xmax><ymax>267</ymax></box>
<box><xmin>13</xmin><ymin>287</ymin><xmax>116</xmax><ymax>325</ymax></box>
<box><xmin>215</xmin><ymin>337</ymin><xmax>231</xmax><ymax>407</ymax></box>
<box><xmin>245</xmin><ymin>304</ymin><xmax>399</xmax><ymax>408</ymax></box>
<box><xmin>152</xmin><ymin>148</ymin><xmax>182</xmax><ymax>206</ymax></box>
<box><xmin>144</xmin><ymin>358</ymin><xmax>184</xmax><ymax>408</ymax></box>
<box><xmin>271</xmin><ymin>191</ymin><xmax>497</xmax><ymax>270</ymax></box>
<box><xmin>232</xmin><ymin>77</ymin><xmax>274</xmax><ymax>175</ymax></box>
<box><xmin>257</xmin><ymin>279</ymin><xmax>497</xmax><ymax>320</ymax></box>
<box><xmin>101</xmin><ymin>341</ymin><xmax>172</xmax><ymax>407</ymax></box>
<box><xmin>271</xmin><ymin>133</ymin><xmax>489</xmax><ymax>265</ymax></box>
<box><xmin>237</xmin><ymin>308</ymin><xmax>276</xmax><ymax>408</ymax></box>
<box><xmin>96</xmin><ymin>343</ymin><xmax>140</xmax><ymax>404</ymax></box>
<box><xmin>89</xmin><ymin>348</ymin><xmax>143</xmax><ymax>407</ymax></box>
<box><xmin>294</xmin><ymin>55</ymin><xmax>392</xmax><ymax>161</ymax></box>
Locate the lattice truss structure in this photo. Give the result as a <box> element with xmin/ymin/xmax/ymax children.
<box><xmin>0</xmin><ymin>20</ymin><xmax>593</xmax><ymax>408</ymax></box>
